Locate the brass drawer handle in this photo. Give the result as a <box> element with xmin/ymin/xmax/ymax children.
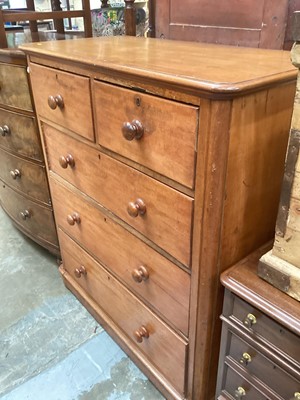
<box><xmin>122</xmin><ymin>120</ymin><xmax>144</xmax><ymax>141</ymax></box>
<box><xmin>0</xmin><ymin>125</ymin><xmax>10</xmax><ymax>136</ymax></box>
<box><xmin>127</xmin><ymin>198</ymin><xmax>146</xmax><ymax>218</ymax></box>
<box><xmin>74</xmin><ymin>265</ymin><xmax>87</xmax><ymax>278</ymax></box>
<box><xmin>10</xmin><ymin>169</ymin><xmax>21</xmax><ymax>179</ymax></box>
<box><xmin>48</xmin><ymin>94</ymin><xmax>64</xmax><ymax>110</ymax></box>
<box><xmin>59</xmin><ymin>154</ymin><xmax>75</xmax><ymax>169</ymax></box>
<box><xmin>293</xmin><ymin>393</ymin><xmax>300</xmax><ymax>400</ymax></box>
<box><xmin>239</xmin><ymin>352</ymin><xmax>252</xmax><ymax>366</ymax></box>
<box><xmin>67</xmin><ymin>212</ymin><xmax>81</xmax><ymax>226</ymax></box>
<box><xmin>20</xmin><ymin>209</ymin><xmax>31</xmax><ymax>220</ymax></box>
<box><xmin>235</xmin><ymin>386</ymin><xmax>246</xmax><ymax>399</ymax></box>
<box><xmin>243</xmin><ymin>313</ymin><xmax>257</xmax><ymax>328</ymax></box>
<box><xmin>134</xmin><ymin>326</ymin><xmax>149</xmax><ymax>343</ymax></box>
<box><xmin>132</xmin><ymin>266</ymin><xmax>149</xmax><ymax>283</ymax></box>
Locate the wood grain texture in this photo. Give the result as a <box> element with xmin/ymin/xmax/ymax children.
<box><xmin>0</xmin><ymin>147</ymin><xmax>50</xmax><ymax>204</ymax></box>
<box><xmin>0</xmin><ymin>107</ymin><xmax>42</xmax><ymax>161</ymax></box>
<box><xmin>221</xmin><ymin>82</ymin><xmax>295</xmax><ymax>268</ymax></box>
<box><xmin>43</xmin><ymin>124</ymin><xmax>194</xmax><ymax>267</ymax></box>
<box><xmin>51</xmin><ymin>176</ymin><xmax>190</xmax><ymax>335</ymax></box>
<box><xmin>59</xmin><ymin>231</ymin><xmax>188</xmax><ymax>395</ymax></box>
<box><xmin>0</xmin><ymin>63</ymin><xmax>32</xmax><ymax>111</ymax></box>
<box><xmin>29</xmin><ymin>63</ymin><xmax>94</xmax><ymax>141</ymax></box>
<box><xmin>0</xmin><ymin>179</ymin><xmax>58</xmax><ymax>246</ymax></box>
<box><xmin>94</xmin><ymin>80</ymin><xmax>198</xmax><ymax>189</ymax></box>
<box><xmin>20</xmin><ymin>37</ymin><xmax>297</xmax><ymax>98</ymax></box>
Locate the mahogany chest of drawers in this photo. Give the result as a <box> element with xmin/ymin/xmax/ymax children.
<box><xmin>217</xmin><ymin>245</ymin><xmax>300</xmax><ymax>400</ymax></box>
<box><xmin>0</xmin><ymin>49</ymin><xmax>58</xmax><ymax>254</ymax></box>
<box><xmin>20</xmin><ymin>37</ymin><xmax>297</xmax><ymax>399</ymax></box>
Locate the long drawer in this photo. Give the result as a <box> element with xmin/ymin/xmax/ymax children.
<box><xmin>59</xmin><ymin>230</ymin><xmax>188</xmax><ymax>395</ymax></box>
<box><xmin>0</xmin><ymin>107</ymin><xmax>42</xmax><ymax>161</ymax></box>
<box><xmin>29</xmin><ymin>63</ymin><xmax>94</xmax><ymax>141</ymax></box>
<box><xmin>226</xmin><ymin>331</ymin><xmax>300</xmax><ymax>398</ymax></box>
<box><xmin>94</xmin><ymin>80</ymin><xmax>198</xmax><ymax>189</ymax></box>
<box><xmin>0</xmin><ymin>148</ymin><xmax>50</xmax><ymax>204</ymax></box>
<box><xmin>0</xmin><ymin>179</ymin><xmax>58</xmax><ymax>246</ymax></box>
<box><xmin>43</xmin><ymin>124</ymin><xmax>193</xmax><ymax>267</ymax></box>
<box><xmin>0</xmin><ymin>63</ymin><xmax>32</xmax><ymax>111</ymax></box>
<box><xmin>51</xmin><ymin>176</ymin><xmax>190</xmax><ymax>335</ymax></box>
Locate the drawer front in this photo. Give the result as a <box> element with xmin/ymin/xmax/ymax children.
<box><xmin>0</xmin><ymin>179</ymin><xmax>58</xmax><ymax>245</ymax></box>
<box><xmin>0</xmin><ymin>148</ymin><xmax>50</xmax><ymax>204</ymax></box>
<box><xmin>0</xmin><ymin>108</ymin><xmax>42</xmax><ymax>161</ymax></box>
<box><xmin>44</xmin><ymin>124</ymin><xmax>193</xmax><ymax>267</ymax></box>
<box><xmin>51</xmin><ymin>177</ymin><xmax>190</xmax><ymax>335</ymax></box>
<box><xmin>29</xmin><ymin>63</ymin><xmax>94</xmax><ymax>141</ymax></box>
<box><xmin>222</xmin><ymin>366</ymin><xmax>268</xmax><ymax>400</ymax></box>
<box><xmin>0</xmin><ymin>64</ymin><xmax>32</xmax><ymax>111</ymax></box>
<box><xmin>231</xmin><ymin>295</ymin><xmax>300</xmax><ymax>365</ymax></box>
<box><xmin>94</xmin><ymin>81</ymin><xmax>198</xmax><ymax>189</ymax></box>
<box><xmin>60</xmin><ymin>232</ymin><xmax>188</xmax><ymax>395</ymax></box>
<box><xmin>227</xmin><ymin>331</ymin><xmax>300</xmax><ymax>398</ymax></box>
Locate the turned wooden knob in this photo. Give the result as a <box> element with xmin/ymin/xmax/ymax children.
<box><xmin>122</xmin><ymin>120</ymin><xmax>144</xmax><ymax>141</ymax></box>
<box><xmin>132</xmin><ymin>266</ymin><xmax>149</xmax><ymax>283</ymax></box>
<box><xmin>0</xmin><ymin>125</ymin><xmax>10</xmax><ymax>136</ymax></box>
<box><xmin>67</xmin><ymin>212</ymin><xmax>81</xmax><ymax>226</ymax></box>
<box><xmin>127</xmin><ymin>198</ymin><xmax>146</xmax><ymax>217</ymax></box>
<box><xmin>234</xmin><ymin>387</ymin><xmax>246</xmax><ymax>399</ymax></box>
<box><xmin>20</xmin><ymin>209</ymin><xmax>30</xmax><ymax>220</ymax></box>
<box><xmin>48</xmin><ymin>94</ymin><xmax>64</xmax><ymax>110</ymax></box>
<box><xmin>10</xmin><ymin>169</ymin><xmax>21</xmax><ymax>179</ymax></box>
<box><xmin>59</xmin><ymin>154</ymin><xmax>75</xmax><ymax>169</ymax></box>
<box><xmin>243</xmin><ymin>313</ymin><xmax>257</xmax><ymax>328</ymax></box>
<box><xmin>74</xmin><ymin>265</ymin><xmax>87</xmax><ymax>278</ymax></box>
<box><xmin>134</xmin><ymin>326</ymin><xmax>149</xmax><ymax>343</ymax></box>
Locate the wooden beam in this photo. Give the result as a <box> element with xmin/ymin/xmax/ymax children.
<box><xmin>124</xmin><ymin>0</ymin><xmax>136</xmax><ymax>36</ymax></box>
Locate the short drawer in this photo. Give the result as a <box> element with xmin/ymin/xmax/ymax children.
<box><xmin>0</xmin><ymin>148</ymin><xmax>50</xmax><ymax>204</ymax></box>
<box><xmin>94</xmin><ymin>81</ymin><xmax>198</xmax><ymax>189</ymax></box>
<box><xmin>0</xmin><ymin>179</ymin><xmax>58</xmax><ymax>246</ymax></box>
<box><xmin>59</xmin><ymin>232</ymin><xmax>188</xmax><ymax>395</ymax></box>
<box><xmin>0</xmin><ymin>108</ymin><xmax>42</xmax><ymax>161</ymax></box>
<box><xmin>51</xmin><ymin>177</ymin><xmax>190</xmax><ymax>335</ymax></box>
<box><xmin>0</xmin><ymin>63</ymin><xmax>32</xmax><ymax>111</ymax></box>
<box><xmin>229</xmin><ymin>295</ymin><xmax>300</xmax><ymax>367</ymax></box>
<box><xmin>44</xmin><ymin>124</ymin><xmax>193</xmax><ymax>267</ymax></box>
<box><xmin>221</xmin><ymin>366</ymin><xmax>270</xmax><ymax>400</ymax></box>
<box><xmin>227</xmin><ymin>331</ymin><xmax>300</xmax><ymax>398</ymax></box>
<box><xmin>29</xmin><ymin>63</ymin><xmax>94</xmax><ymax>141</ymax></box>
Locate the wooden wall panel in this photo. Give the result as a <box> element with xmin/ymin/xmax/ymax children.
<box><xmin>155</xmin><ymin>0</ymin><xmax>294</xmax><ymax>49</ymax></box>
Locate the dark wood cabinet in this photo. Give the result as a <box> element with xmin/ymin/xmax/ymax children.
<box><xmin>0</xmin><ymin>50</ymin><xmax>59</xmax><ymax>255</ymax></box>
<box><xmin>217</xmin><ymin>245</ymin><xmax>300</xmax><ymax>400</ymax></box>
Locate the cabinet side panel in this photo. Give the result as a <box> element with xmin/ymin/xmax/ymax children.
<box><xmin>221</xmin><ymin>82</ymin><xmax>295</xmax><ymax>269</ymax></box>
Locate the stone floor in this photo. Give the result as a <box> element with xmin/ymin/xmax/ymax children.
<box><xmin>0</xmin><ymin>207</ymin><xmax>164</xmax><ymax>400</ymax></box>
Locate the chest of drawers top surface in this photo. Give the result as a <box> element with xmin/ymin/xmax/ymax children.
<box><xmin>20</xmin><ymin>36</ymin><xmax>296</xmax><ymax>96</ymax></box>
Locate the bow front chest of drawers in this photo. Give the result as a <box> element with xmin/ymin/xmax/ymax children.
<box><xmin>0</xmin><ymin>49</ymin><xmax>58</xmax><ymax>254</ymax></box>
<box><xmin>20</xmin><ymin>37</ymin><xmax>297</xmax><ymax>400</ymax></box>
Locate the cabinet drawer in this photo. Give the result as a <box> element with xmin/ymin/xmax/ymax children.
<box><xmin>29</xmin><ymin>63</ymin><xmax>94</xmax><ymax>141</ymax></box>
<box><xmin>0</xmin><ymin>179</ymin><xmax>58</xmax><ymax>246</ymax></box>
<box><xmin>0</xmin><ymin>64</ymin><xmax>32</xmax><ymax>111</ymax></box>
<box><xmin>227</xmin><ymin>331</ymin><xmax>300</xmax><ymax>398</ymax></box>
<box><xmin>230</xmin><ymin>295</ymin><xmax>300</xmax><ymax>366</ymax></box>
<box><xmin>44</xmin><ymin>124</ymin><xmax>193</xmax><ymax>267</ymax></box>
<box><xmin>59</xmin><ymin>232</ymin><xmax>187</xmax><ymax>395</ymax></box>
<box><xmin>0</xmin><ymin>148</ymin><xmax>50</xmax><ymax>204</ymax></box>
<box><xmin>94</xmin><ymin>81</ymin><xmax>198</xmax><ymax>189</ymax></box>
<box><xmin>51</xmin><ymin>177</ymin><xmax>190</xmax><ymax>335</ymax></box>
<box><xmin>221</xmin><ymin>366</ymin><xmax>269</xmax><ymax>400</ymax></box>
<box><xmin>0</xmin><ymin>108</ymin><xmax>42</xmax><ymax>161</ymax></box>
